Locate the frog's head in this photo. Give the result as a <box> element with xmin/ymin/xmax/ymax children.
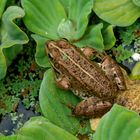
<box><xmin>45</xmin><ymin>40</ymin><xmax>60</xmax><ymax>60</ymax></box>
<box><xmin>45</xmin><ymin>39</ymin><xmax>70</xmax><ymax>60</ymax></box>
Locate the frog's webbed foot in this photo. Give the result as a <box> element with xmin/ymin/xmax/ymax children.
<box><xmin>55</xmin><ymin>75</ymin><xmax>71</xmax><ymax>90</ymax></box>
<box><xmin>73</xmin><ymin>97</ymin><xmax>112</xmax><ymax>118</ymax></box>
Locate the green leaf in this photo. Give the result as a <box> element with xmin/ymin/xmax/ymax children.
<box><xmin>133</xmin><ymin>0</ymin><xmax>140</xmax><ymax>7</ymax></box>
<box><xmin>3</xmin><ymin>45</ymin><xmax>22</xmax><ymax>66</ymax></box>
<box><xmin>68</xmin><ymin>0</ymin><xmax>93</xmax><ymax>40</ymax></box>
<box><xmin>39</xmin><ymin>68</ymin><xmax>90</xmax><ymax>134</ymax></box>
<box><xmin>94</xmin><ymin>104</ymin><xmax>140</xmax><ymax>140</ymax></box>
<box><xmin>1</xmin><ymin>6</ymin><xmax>28</xmax><ymax>46</ymax></box>
<box><xmin>31</xmin><ymin>34</ymin><xmax>51</xmax><ymax>68</ymax></box>
<box><xmin>74</xmin><ymin>23</ymin><xmax>104</xmax><ymax>51</ymax></box>
<box><xmin>0</xmin><ymin>6</ymin><xmax>28</xmax><ymax>80</ymax></box>
<box><xmin>0</xmin><ymin>0</ymin><xmax>7</xmax><ymax>19</ymax></box>
<box><xmin>58</xmin><ymin>0</ymin><xmax>69</xmax><ymax>13</ymax></box>
<box><xmin>130</xmin><ymin>62</ymin><xmax>140</xmax><ymax>80</ymax></box>
<box><xmin>17</xmin><ymin>117</ymin><xmax>78</xmax><ymax>140</ymax></box>
<box><xmin>0</xmin><ymin>135</ymin><xmax>17</xmax><ymax>140</ymax></box>
<box><xmin>21</xmin><ymin>0</ymin><xmax>93</xmax><ymax>41</ymax></box>
<box><xmin>21</xmin><ymin>0</ymin><xmax>66</xmax><ymax>39</ymax></box>
<box><xmin>0</xmin><ymin>117</ymin><xmax>78</xmax><ymax>140</ymax></box>
<box><xmin>57</xmin><ymin>19</ymin><xmax>76</xmax><ymax>41</ymax></box>
<box><xmin>93</xmin><ymin>0</ymin><xmax>140</xmax><ymax>26</ymax></box>
<box><xmin>102</xmin><ymin>25</ymin><xmax>116</xmax><ymax>50</ymax></box>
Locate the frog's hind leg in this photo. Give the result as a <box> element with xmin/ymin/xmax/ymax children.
<box><xmin>81</xmin><ymin>47</ymin><xmax>126</xmax><ymax>90</ymax></box>
<box><xmin>101</xmin><ymin>56</ymin><xmax>126</xmax><ymax>90</ymax></box>
<box><xmin>73</xmin><ymin>97</ymin><xmax>112</xmax><ymax>118</ymax></box>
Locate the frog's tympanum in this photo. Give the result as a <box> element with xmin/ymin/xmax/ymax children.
<box><xmin>45</xmin><ymin>39</ymin><xmax>127</xmax><ymax>118</ymax></box>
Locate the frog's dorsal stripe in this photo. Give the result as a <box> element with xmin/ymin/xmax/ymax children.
<box><xmin>50</xmin><ymin>43</ymin><xmax>104</xmax><ymax>89</ymax></box>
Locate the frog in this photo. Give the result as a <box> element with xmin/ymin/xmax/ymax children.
<box><xmin>45</xmin><ymin>39</ymin><xmax>126</xmax><ymax>118</ymax></box>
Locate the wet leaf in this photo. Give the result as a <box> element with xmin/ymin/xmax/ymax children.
<box><xmin>94</xmin><ymin>104</ymin><xmax>140</xmax><ymax>140</ymax></box>
<box><xmin>93</xmin><ymin>0</ymin><xmax>140</xmax><ymax>26</ymax></box>
<box><xmin>21</xmin><ymin>0</ymin><xmax>66</xmax><ymax>39</ymax></box>
<box><xmin>39</xmin><ymin>68</ymin><xmax>90</xmax><ymax>134</ymax></box>
<box><xmin>57</xmin><ymin>19</ymin><xmax>76</xmax><ymax>41</ymax></box>
<box><xmin>22</xmin><ymin>0</ymin><xmax>93</xmax><ymax>41</ymax></box>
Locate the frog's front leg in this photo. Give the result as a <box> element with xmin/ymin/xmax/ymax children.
<box><xmin>55</xmin><ymin>74</ymin><xmax>71</xmax><ymax>90</ymax></box>
<box><xmin>73</xmin><ymin>97</ymin><xmax>112</xmax><ymax>118</ymax></box>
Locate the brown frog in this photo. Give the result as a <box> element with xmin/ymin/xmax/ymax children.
<box><xmin>45</xmin><ymin>39</ymin><xmax>126</xmax><ymax>118</ymax></box>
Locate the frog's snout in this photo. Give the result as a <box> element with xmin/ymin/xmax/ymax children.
<box><xmin>45</xmin><ymin>41</ymin><xmax>60</xmax><ymax>59</ymax></box>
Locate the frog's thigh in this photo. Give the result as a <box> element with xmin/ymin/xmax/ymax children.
<box><xmin>73</xmin><ymin>97</ymin><xmax>112</xmax><ymax>118</ymax></box>
<box><xmin>55</xmin><ymin>75</ymin><xmax>71</xmax><ymax>90</ymax></box>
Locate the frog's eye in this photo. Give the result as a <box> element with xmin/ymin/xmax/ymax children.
<box><xmin>48</xmin><ymin>49</ymin><xmax>60</xmax><ymax>59</ymax></box>
<box><xmin>57</xmin><ymin>40</ymin><xmax>70</xmax><ymax>49</ymax></box>
<box><xmin>117</xmin><ymin>82</ymin><xmax>121</xmax><ymax>85</ymax></box>
<box><xmin>47</xmin><ymin>41</ymin><xmax>56</xmax><ymax>49</ymax></box>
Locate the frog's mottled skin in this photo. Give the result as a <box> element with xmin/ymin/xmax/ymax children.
<box><xmin>46</xmin><ymin>40</ymin><xmax>118</xmax><ymax>99</ymax></box>
<box><xmin>45</xmin><ymin>39</ymin><xmax>127</xmax><ymax>117</ymax></box>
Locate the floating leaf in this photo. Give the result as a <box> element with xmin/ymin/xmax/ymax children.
<box><xmin>22</xmin><ymin>0</ymin><xmax>93</xmax><ymax>41</ymax></box>
<box><xmin>67</xmin><ymin>0</ymin><xmax>93</xmax><ymax>40</ymax></box>
<box><xmin>0</xmin><ymin>117</ymin><xmax>78</xmax><ymax>140</ymax></box>
<box><xmin>57</xmin><ymin>19</ymin><xmax>76</xmax><ymax>41</ymax></box>
<box><xmin>21</xmin><ymin>0</ymin><xmax>66</xmax><ymax>39</ymax></box>
<box><xmin>0</xmin><ymin>6</ymin><xmax>28</xmax><ymax>80</ymax></box>
<box><xmin>74</xmin><ymin>23</ymin><xmax>104</xmax><ymax>51</ymax></box>
<box><xmin>17</xmin><ymin>117</ymin><xmax>78</xmax><ymax>140</ymax></box>
<box><xmin>93</xmin><ymin>0</ymin><xmax>140</xmax><ymax>26</ymax></box>
<box><xmin>94</xmin><ymin>104</ymin><xmax>140</xmax><ymax>140</ymax></box>
<box><xmin>31</xmin><ymin>34</ymin><xmax>51</xmax><ymax>68</ymax></box>
<box><xmin>39</xmin><ymin>68</ymin><xmax>90</xmax><ymax>134</ymax></box>
<box><xmin>130</xmin><ymin>62</ymin><xmax>140</xmax><ymax>80</ymax></box>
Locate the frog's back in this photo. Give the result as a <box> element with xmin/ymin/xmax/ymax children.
<box><xmin>49</xmin><ymin>40</ymin><xmax>117</xmax><ymax>99</ymax></box>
